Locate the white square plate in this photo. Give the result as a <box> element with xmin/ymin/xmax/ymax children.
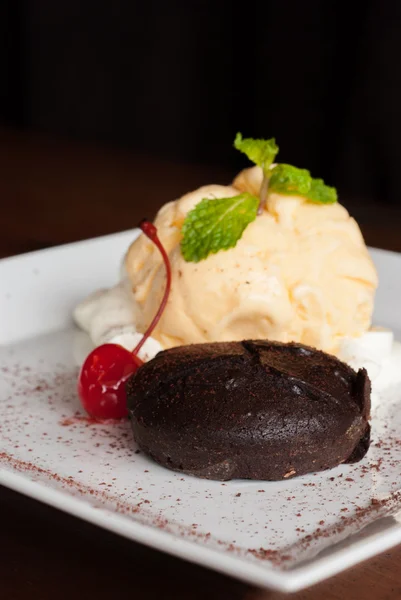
<box><xmin>1</xmin><ymin>231</ymin><xmax>401</xmax><ymax>593</ymax></box>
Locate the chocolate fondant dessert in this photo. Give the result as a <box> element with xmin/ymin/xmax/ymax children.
<box><xmin>127</xmin><ymin>341</ymin><xmax>371</xmax><ymax>481</ymax></box>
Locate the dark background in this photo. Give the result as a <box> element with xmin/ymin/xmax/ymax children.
<box><xmin>1</xmin><ymin>0</ymin><xmax>401</xmax><ymax>205</ymax></box>
<box><xmin>1</xmin><ymin>5</ymin><xmax>401</xmax><ymax>599</ymax></box>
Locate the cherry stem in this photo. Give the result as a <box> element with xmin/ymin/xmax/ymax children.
<box><xmin>131</xmin><ymin>220</ymin><xmax>172</xmax><ymax>360</ymax></box>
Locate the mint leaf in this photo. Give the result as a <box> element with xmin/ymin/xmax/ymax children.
<box><xmin>269</xmin><ymin>164</ymin><xmax>312</xmax><ymax>196</ymax></box>
<box><xmin>269</xmin><ymin>164</ymin><xmax>338</xmax><ymax>204</ymax></box>
<box><xmin>306</xmin><ymin>178</ymin><xmax>338</xmax><ymax>204</ymax></box>
<box><xmin>181</xmin><ymin>193</ymin><xmax>259</xmax><ymax>262</ymax></box>
<box><xmin>234</xmin><ymin>133</ymin><xmax>278</xmax><ymax>174</ymax></box>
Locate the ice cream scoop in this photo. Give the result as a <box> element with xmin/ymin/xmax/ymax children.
<box><xmin>125</xmin><ymin>167</ymin><xmax>378</xmax><ymax>354</ymax></box>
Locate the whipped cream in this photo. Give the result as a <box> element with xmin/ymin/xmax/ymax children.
<box><xmin>73</xmin><ymin>278</ymin><xmax>162</xmax><ymax>362</ymax></box>
<box><xmin>338</xmin><ymin>327</ymin><xmax>394</xmax><ymax>381</ymax></box>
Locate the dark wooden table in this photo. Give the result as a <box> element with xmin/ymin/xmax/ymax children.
<box><xmin>1</xmin><ymin>128</ymin><xmax>401</xmax><ymax>600</ymax></box>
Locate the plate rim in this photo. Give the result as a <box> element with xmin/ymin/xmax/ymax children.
<box><xmin>2</xmin><ymin>467</ymin><xmax>401</xmax><ymax>593</ymax></box>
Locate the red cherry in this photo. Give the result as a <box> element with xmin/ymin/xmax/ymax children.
<box><xmin>77</xmin><ymin>219</ymin><xmax>172</xmax><ymax>420</ymax></box>
<box><xmin>78</xmin><ymin>344</ymin><xmax>142</xmax><ymax>419</ymax></box>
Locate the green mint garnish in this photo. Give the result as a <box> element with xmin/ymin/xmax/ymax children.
<box><xmin>306</xmin><ymin>178</ymin><xmax>338</xmax><ymax>204</ymax></box>
<box><xmin>180</xmin><ymin>193</ymin><xmax>259</xmax><ymax>263</ymax></box>
<box><xmin>234</xmin><ymin>133</ymin><xmax>279</xmax><ymax>175</ymax></box>
<box><xmin>269</xmin><ymin>165</ymin><xmax>337</xmax><ymax>204</ymax></box>
<box><xmin>234</xmin><ymin>132</ymin><xmax>278</xmax><ymax>212</ymax></box>
<box><xmin>269</xmin><ymin>164</ymin><xmax>312</xmax><ymax>196</ymax></box>
<box><xmin>180</xmin><ymin>133</ymin><xmax>338</xmax><ymax>262</ymax></box>
<box><xmin>234</xmin><ymin>133</ymin><xmax>337</xmax><ymax>207</ymax></box>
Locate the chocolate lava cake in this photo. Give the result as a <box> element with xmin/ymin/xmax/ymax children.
<box><xmin>127</xmin><ymin>340</ymin><xmax>371</xmax><ymax>481</ymax></box>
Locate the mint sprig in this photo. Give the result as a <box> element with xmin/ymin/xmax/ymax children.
<box><xmin>234</xmin><ymin>133</ymin><xmax>278</xmax><ymax>174</ymax></box>
<box><xmin>307</xmin><ymin>178</ymin><xmax>337</xmax><ymax>204</ymax></box>
<box><xmin>234</xmin><ymin>132</ymin><xmax>337</xmax><ymax>208</ymax></box>
<box><xmin>269</xmin><ymin>164</ymin><xmax>337</xmax><ymax>204</ymax></box>
<box><xmin>269</xmin><ymin>164</ymin><xmax>311</xmax><ymax>196</ymax></box>
<box><xmin>180</xmin><ymin>133</ymin><xmax>338</xmax><ymax>262</ymax></box>
<box><xmin>234</xmin><ymin>133</ymin><xmax>279</xmax><ymax>212</ymax></box>
<box><xmin>180</xmin><ymin>193</ymin><xmax>259</xmax><ymax>263</ymax></box>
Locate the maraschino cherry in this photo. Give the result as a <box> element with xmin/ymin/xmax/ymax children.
<box><xmin>78</xmin><ymin>220</ymin><xmax>171</xmax><ymax>419</ymax></box>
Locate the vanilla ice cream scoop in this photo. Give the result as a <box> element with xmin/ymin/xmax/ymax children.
<box><xmin>125</xmin><ymin>167</ymin><xmax>378</xmax><ymax>353</ymax></box>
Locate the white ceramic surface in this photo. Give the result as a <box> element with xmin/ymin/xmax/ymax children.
<box><xmin>0</xmin><ymin>231</ymin><xmax>400</xmax><ymax>593</ymax></box>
